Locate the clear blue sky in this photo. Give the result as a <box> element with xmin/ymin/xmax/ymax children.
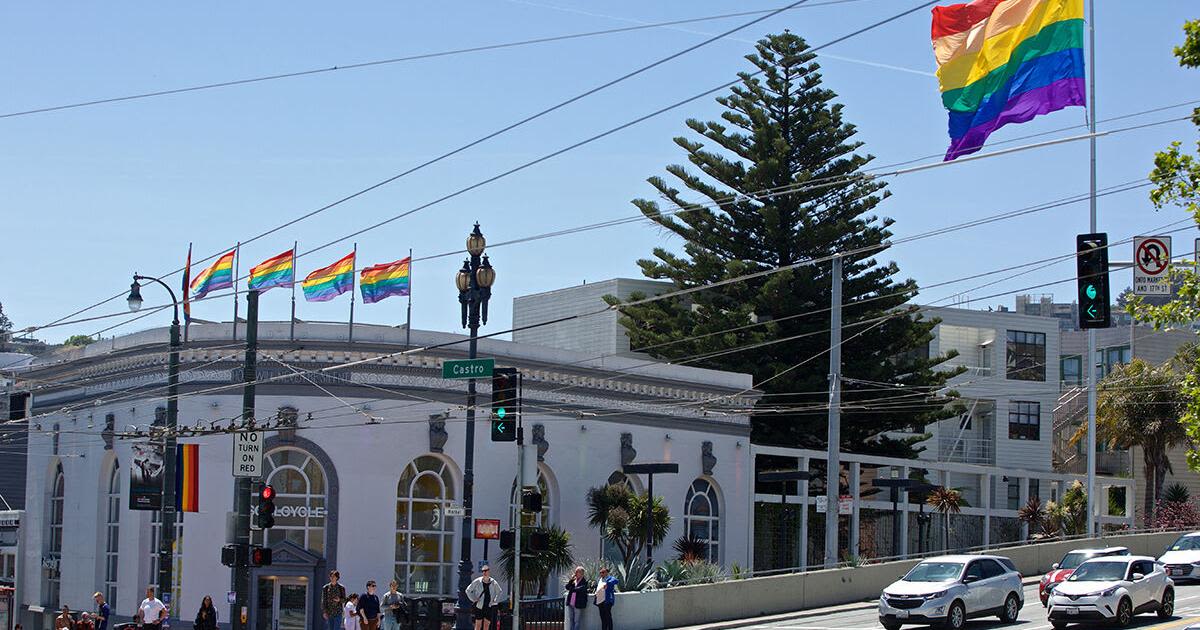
<box><xmin>2</xmin><ymin>1</ymin><xmax>1197</xmax><ymax>344</ymax></box>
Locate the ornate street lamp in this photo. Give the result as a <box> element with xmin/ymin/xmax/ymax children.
<box><xmin>453</xmin><ymin>223</ymin><xmax>497</xmax><ymax>630</ymax></box>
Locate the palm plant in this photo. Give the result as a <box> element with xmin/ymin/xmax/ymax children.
<box><xmin>672</xmin><ymin>535</ymin><xmax>708</xmax><ymax>563</ymax></box>
<box><xmin>586</xmin><ymin>483</ymin><xmax>671</xmax><ymax>568</ymax></box>
<box><xmin>497</xmin><ymin>525</ymin><xmax>574</xmax><ymax>596</ymax></box>
<box><xmin>1017</xmin><ymin>497</ymin><xmax>1046</xmax><ymax>538</ymax></box>
<box><xmin>1165</xmin><ymin>483</ymin><xmax>1191</xmax><ymax>505</ymax></box>
<box><xmin>926</xmin><ymin>487</ymin><xmax>963</xmax><ymax>551</ymax></box>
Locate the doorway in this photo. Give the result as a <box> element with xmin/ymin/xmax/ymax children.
<box><xmin>255</xmin><ymin>577</ymin><xmax>308</xmax><ymax>630</ymax></box>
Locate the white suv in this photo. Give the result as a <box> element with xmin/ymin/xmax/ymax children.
<box><xmin>1048</xmin><ymin>556</ymin><xmax>1174</xmax><ymax>628</ymax></box>
<box><xmin>879</xmin><ymin>555</ymin><xmax>1023</xmax><ymax>630</ymax></box>
<box><xmin>1159</xmin><ymin>531</ymin><xmax>1200</xmax><ymax>580</ymax></box>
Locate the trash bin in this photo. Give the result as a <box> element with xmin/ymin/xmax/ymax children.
<box><xmin>405</xmin><ymin>597</ymin><xmax>457</xmax><ymax>630</ymax></box>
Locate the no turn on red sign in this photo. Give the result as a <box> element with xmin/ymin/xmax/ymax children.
<box><xmin>1134</xmin><ymin>236</ymin><xmax>1171</xmax><ymax>296</ymax></box>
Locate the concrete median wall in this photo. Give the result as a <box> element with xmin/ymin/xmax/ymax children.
<box><xmin>640</xmin><ymin>531</ymin><xmax>1184</xmax><ymax>629</ymax></box>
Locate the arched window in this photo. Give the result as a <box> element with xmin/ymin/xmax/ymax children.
<box><xmin>684</xmin><ymin>479</ymin><xmax>721</xmax><ymax>564</ymax></box>
<box><xmin>253</xmin><ymin>448</ymin><xmax>328</xmax><ymax>553</ymax></box>
<box><xmin>509</xmin><ymin>470</ymin><xmax>552</xmax><ymax>528</ymax></box>
<box><xmin>47</xmin><ymin>464</ymin><xmax>64</xmax><ymax>606</ymax></box>
<box><xmin>104</xmin><ymin>463</ymin><xmax>121</xmax><ymax>604</ymax></box>
<box><xmin>395</xmin><ymin>456</ymin><xmax>457</xmax><ymax>596</ymax></box>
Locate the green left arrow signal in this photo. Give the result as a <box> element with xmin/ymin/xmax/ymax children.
<box><xmin>1087</xmin><ymin>304</ymin><xmax>1098</xmax><ymax>318</ymax></box>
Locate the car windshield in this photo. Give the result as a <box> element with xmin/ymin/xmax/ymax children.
<box><xmin>1169</xmin><ymin>536</ymin><xmax>1200</xmax><ymax>551</ymax></box>
<box><xmin>904</xmin><ymin>562</ymin><xmax>963</xmax><ymax>582</ymax></box>
<box><xmin>1067</xmin><ymin>562</ymin><xmax>1127</xmax><ymax>582</ymax></box>
<box><xmin>1059</xmin><ymin>552</ymin><xmax>1092</xmax><ymax>570</ymax></box>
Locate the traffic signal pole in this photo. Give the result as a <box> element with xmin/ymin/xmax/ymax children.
<box><xmin>231</xmin><ymin>290</ymin><xmax>258</xmax><ymax>630</ymax></box>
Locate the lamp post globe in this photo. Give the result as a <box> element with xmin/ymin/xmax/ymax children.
<box><xmin>455</xmin><ymin>261</ymin><xmax>471</xmax><ymax>293</ymax></box>
<box><xmin>476</xmin><ymin>256</ymin><xmax>496</xmax><ymax>288</ymax></box>
<box><xmin>466</xmin><ymin>222</ymin><xmax>486</xmax><ymax>257</ymax></box>
<box><xmin>126</xmin><ymin>280</ymin><xmax>144</xmax><ymax>312</ymax></box>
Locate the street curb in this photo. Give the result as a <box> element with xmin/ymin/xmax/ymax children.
<box><xmin>667</xmin><ymin>577</ymin><xmax>1044</xmax><ymax>630</ymax></box>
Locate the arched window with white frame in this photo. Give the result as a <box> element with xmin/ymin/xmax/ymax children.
<box><xmin>253</xmin><ymin>447</ymin><xmax>328</xmax><ymax>554</ymax></box>
<box><xmin>47</xmin><ymin>464</ymin><xmax>64</xmax><ymax>606</ymax></box>
<box><xmin>684</xmin><ymin>478</ymin><xmax>721</xmax><ymax>564</ymax></box>
<box><xmin>105</xmin><ymin>462</ymin><xmax>121</xmax><ymax>604</ymax></box>
<box><xmin>395</xmin><ymin>456</ymin><xmax>457</xmax><ymax>596</ymax></box>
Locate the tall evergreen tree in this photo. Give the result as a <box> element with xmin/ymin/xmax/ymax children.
<box><xmin>609</xmin><ymin>33</ymin><xmax>961</xmax><ymax>455</ymax></box>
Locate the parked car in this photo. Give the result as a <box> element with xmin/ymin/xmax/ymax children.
<box><xmin>1159</xmin><ymin>531</ymin><xmax>1200</xmax><ymax>580</ymax></box>
<box><xmin>1039</xmin><ymin>547</ymin><xmax>1130</xmax><ymax>605</ymax></box>
<box><xmin>1047</xmin><ymin>555</ymin><xmax>1174</xmax><ymax>628</ymax></box>
<box><xmin>879</xmin><ymin>555</ymin><xmax>1023</xmax><ymax>630</ymax></box>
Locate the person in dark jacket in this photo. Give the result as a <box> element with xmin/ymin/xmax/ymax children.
<box><xmin>194</xmin><ymin>596</ymin><xmax>218</xmax><ymax>630</ymax></box>
<box><xmin>358</xmin><ymin>581</ymin><xmax>381</xmax><ymax>630</ymax></box>
<box><xmin>564</xmin><ymin>566</ymin><xmax>589</xmax><ymax>630</ymax></box>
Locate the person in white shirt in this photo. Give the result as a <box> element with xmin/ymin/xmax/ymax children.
<box><xmin>137</xmin><ymin>586</ymin><xmax>167</xmax><ymax>630</ymax></box>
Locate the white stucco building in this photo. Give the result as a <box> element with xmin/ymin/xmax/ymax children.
<box><xmin>15</xmin><ymin>322</ymin><xmax>754</xmax><ymax>630</ymax></box>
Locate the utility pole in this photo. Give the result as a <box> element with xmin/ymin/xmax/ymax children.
<box><xmin>825</xmin><ymin>254</ymin><xmax>843</xmax><ymax>568</ymax></box>
<box><xmin>1085</xmin><ymin>0</ymin><xmax>1098</xmax><ymax>539</ymax></box>
<box><xmin>513</xmin><ymin>382</ymin><xmax>524</xmax><ymax>630</ymax></box>
<box><xmin>231</xmin><ymin>290</ymin><xmax>258</xmax><ymax>630</ymax></box>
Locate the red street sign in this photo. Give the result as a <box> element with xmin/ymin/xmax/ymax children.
<box><xmin>475</xmin><ymin>518</ymin><xmax>501</xmax><ymax>540</ymax></box>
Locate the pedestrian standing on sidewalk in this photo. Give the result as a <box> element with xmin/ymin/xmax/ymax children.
<box><xmin>137</xmin><ymin>587</ymin><xmax>167</xmax><ymax>630</ymax></box>
<box><xmin>77</xmin><ymin>613</ymin><xmax>95</xmax><ymax>630</ymax></box>
<box><xmin>193</xmin><ymin>596</ymin><xmax>218</xmax><ymax>630</ymax></box>
<box><xmin>93</xmin><ymin>592</ymin><xmax>110</xmax><ymax>630</ymax></box>
<box><xmin>55</xmin><ymin>605</ymin><xmax>75</xmax><ymax>630</ymax></box>
<box><xmin>594</xmin><ymin>566</ymin><xmax>618</xmax><ymax>630</ymax></box>
<box><xmin>322</xmin><ymin>570</ymin><xmax>348</xmax><ymax>630</ymax></box>
<box><xmin>466</xmin><ymin>566</ymin><xmax>502</xmax><ymax>630</ymax></box>
<box><xmin>343</xmin><ymin>593</ymin><xmax>361</xmax><ymax>630</ymax></box>
<box><xmin>381</xmin><ymin>580</ymin><xmax>405</xmax><ymax>630</ymax></box>
<box><xmin>564</xmin><ymin>566</ymin><xmax>589</xmax><ymax>630</ymax></box>
<box><xmin>358</xmin><ymin>581</ymin><xmax>381</xmax><ymax>630</ymax></box>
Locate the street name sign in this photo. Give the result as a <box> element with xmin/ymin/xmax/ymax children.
<box><xmin>442</xmin><ymin>358</ymin><xmax>494</xmax><ymax>380</ymax></box>
<box><xmin>1134</xmin><ymin>236</ymin><xmax>1171</xmax><ymax>295</ymax></box>
<box><xmin>444</xmin><ymin>504</ymin><xmax>466</xmax><ymax>517</ymax></box>
<box><xmin>232</xmin><ymin>431</ymin><xmax>265</xmax><ymax>478</ymax></box>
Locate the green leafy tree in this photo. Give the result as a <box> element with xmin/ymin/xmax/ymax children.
<box><xmin>1046</xmin><ymin>481</ymin><xmax>1088</xmax><ymax>537</ymax></box>
<box><xmin>0</xmin><ymin>302</ymin><xmax>11</xmax><ymax>351</ymax></box>
<box><xmin>1071</xmin><ymin>359</ymin><xmax>1187</xmax><ymax>522</ymax></box>
<box><xmin>1128</xmin><ymin>21</ymin><xmax>1200</xmax><ymax>472</ymax></box>
<box><xmin>585</xmin><ymin>483</ymin><xmax>670</xmax><ymax>569</ymax></box>
<box><xmin>607</xmin><ymin>32</ymin><xmax>962</xmax><ymax>455</ymax></box>
<box><xmin>63</xmin><ymin>335</ymin><xmax>95</xmax><ymax>347</ymax></box>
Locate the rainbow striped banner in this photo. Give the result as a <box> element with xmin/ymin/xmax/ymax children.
<box><xmin>248</xmin><ymin>249</ymin><xmax>295</xmax><ymax>292</ymax></box>
<box><xmin>190</xmin><ymin>250</ymin><xmax>235</xmax><ymax>300</ymax></box>
<box><xmin>175</xmin><ymin>444</ymin><xmax>199</xmax><ymax>513</ymax></box>
<box><xmin>932</xmin><ymin>0</ymin><xmax>1085</xmax><ymax>160</ymax></box>
<box><xmin>360</xmin><ymin>257</ymin><xmax>411</xmax><ymax>304</ymax></box>
<box><xmin>302</xmin><ymin>252</ymin><xmax>355</xmax><ymax>302</ymax></box>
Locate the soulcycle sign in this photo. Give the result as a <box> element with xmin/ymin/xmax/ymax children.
<box><xmin>273</xmin><ymin>502</ymin><xmax>328</xmax><ymax>521</ymax></box>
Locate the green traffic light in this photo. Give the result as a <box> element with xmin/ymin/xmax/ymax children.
<box><xmin>1086</xmin><ymin>284</ymin><xmax>1097</xmax><ymax>300</ymax></box>
<box><xmin>497</xmin><ymin>408</ymin><xmax>506</xmax><ymax>419</ymax></box>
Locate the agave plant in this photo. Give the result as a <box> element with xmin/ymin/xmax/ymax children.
<box><xmin>681</xmin><ymin>560</ymin><xmax>726</xmax><ymax>585</ymax></box>
<box><xmin>1165</xmin><ymin>483</ymin><xmax>1191</xmax><ymax>505</ymax></box>
<box><xmin>657</xmin><ymin>560</ymin><xmax>690</xmax><ymax>588</ymax></box>
<box><xmin>615</xmin><ymin>556</ymin><xmax>658</xmax><ymax>592</ymax></box>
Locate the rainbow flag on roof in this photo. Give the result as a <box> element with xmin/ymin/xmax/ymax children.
<box><xmin>932</xmin><ymin>0</ymin><xmax>1085</xmax><ymax>161</ymax></box>
<box><xmin>360</xmin><ymin>257</ymin><xmax>410</xmax><ymax>304</ymax></box>
<box><xmin>302</xmin><ymin>251</ymin><xmax>355</xmax><ymax>302</ymax></box>
<box><xmin>248</xmin><ymin>249</ymin><xmax>295</xmax><ymax>292</ymax></box>
<box><xmin>190</xmin><ymin>250</ymin><xmax>235</xmax><ymax>300</ymax></box>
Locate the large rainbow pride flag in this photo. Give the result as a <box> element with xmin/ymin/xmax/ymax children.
<box><xmin>360</xmin><ymin>257</ymin><xmax>411</xmax><ymax>304</ymax></box>
<box><xmin>175</xmin><ymin>443</ymin><xmax>199</xmax><ymax>513</ymax></box>
<box><xmin>248</xmin><ymin>249</ymin><xmax>295</xmax><ymax>292</ymax></box>
<box><xmin>301</xmin><ymin>251</ymin><xmax>355</xmax><ymax>302</ymax></box>
<box><xmin>190</xmin><ymin>250</ymin><xmax>235</xmax><ymax>300</ymax></box>
<box><xmin>932</xmin><ymin>0</ymin><xmax>1085</xmax><ymax>160</ymax></box>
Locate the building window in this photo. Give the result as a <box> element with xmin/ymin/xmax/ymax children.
<box><xmin>105</xmin><ymin>463</ymin><xmax>121</xmax><ymax>605</ymax></box>
<box><xmin>510</xmin><ymin>470</ymin><xmax>552</xmax><ymax>529</ymax></box>
<box><xmin>1097</xmin><ymin>345</ymin><xmax>1132</xmax><ymax>380</ymax></box>
<box><xmin>1008</xmin><ymin>401</ymin><xmax>1041</xmax><ymax>440</ymax></box>
<box><xmin>683</xmin><ymin>479</ymin><xmax>721</xmax><ymax>564</ymax></box>
<box><xmin>47</xmin><ymin>464</ymin><xmax>64</xmax><ymax>607</ymax></box>
<box><xmin>1060</xmin><ymin>355</ymin><xmax>1082</xmax><ymax>388</ymax></box>
<box><xmin>1006</xmin><ymin>331</ymin><xmax>1046</xmax><ymax>381</ymax></box>
<box><xmin>149</xmin><ymin>511</ymin><xmax>183</xmax><ymax>613</ymax></box>
<box><xmin>253</xmin><ymin>448</ymin><xmax>328</xmax><ymax>554</ymax></box>
<box><xmin>395</xmin><ymin>456</ymin><xmax>457</xmax><ymax>597</ymax></box>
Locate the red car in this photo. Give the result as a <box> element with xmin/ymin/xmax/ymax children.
<box><xmin>1038</xmin><ymin>546</ymin><xmax>1130</xmax><ymax>605</ymax></box>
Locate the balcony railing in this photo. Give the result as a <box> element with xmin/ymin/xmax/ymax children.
<box><xmin>936</xmin><ymin>437</ymin><xmax>995</xmax><ymax>465</ymax></box>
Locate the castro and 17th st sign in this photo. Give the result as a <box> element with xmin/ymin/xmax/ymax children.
<box><xmin>1134</xmin><ymin>236</ymin><xmax>1171</xmax><ymax>296</ymax></box>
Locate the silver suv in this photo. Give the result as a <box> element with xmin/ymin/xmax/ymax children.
<box><xmin>879</xmin><ymin>555</ymin><xmax>1024</xmax><ymax>630</ymax></box>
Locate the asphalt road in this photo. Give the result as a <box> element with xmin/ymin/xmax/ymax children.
<box><xmin>741</xmin><ymin>582</ymin><xmax>1200</xmax><ymax>630</ymax></box>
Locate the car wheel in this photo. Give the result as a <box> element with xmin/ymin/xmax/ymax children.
<box><xmin>1116</xmin><ymin>597</ymin><xmax>1133</xmax><ymax>628</ymax></box>
<box><xmin>943</xmin><ymin>601</ymin><xmax>966</xmax><ymax>630</ymax></box>
<box><xmin>882</xmin><ymin>621</ymin><xmax>902</xmax><ymax>630</ymax></box>
<box><xmin>1159</xmin><ymin>587</ymin><xmax>1175</xmax><ymax>618</ymax></box>
<box><xmin>999</xmin><ymin>593</ymin><xmax>1020</xmax><ymax>623</ymax></box>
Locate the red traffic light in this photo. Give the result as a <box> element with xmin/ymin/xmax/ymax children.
<box><xmin>260</xmin><ymin>484</ymin><xmax>275</xmax><ymax>501</ymax></box>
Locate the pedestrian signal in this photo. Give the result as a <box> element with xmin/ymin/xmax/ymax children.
<box><xmin>250</xmin><ymin>545</ymin><xmax>272</xmax><ymax>567</ymax></box>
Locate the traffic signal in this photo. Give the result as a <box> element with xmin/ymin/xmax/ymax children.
<box><xmin>250</xmin><ymin>545</ymin><xmax>273</xmax><ymax>567</ymax></box>
<box><xmin>529</xmin><ymin>530</ymin><xmax>550</xmax><ymax>552</ymax></box>
<box><xmin>499</xmin><ymin>529</ymin><xmax>515</xmax><ymax>550</ymax></box>
<box><xmin>256</xmin><ymin>484</ymin><xmax>276</xmax><ymax>530</ymax></box>
<box><xmin>1076</xmin><ymin>233</ymin><xmax>1111</xmax><ymax>329</ymax></box>
<box><xmin>521</xmin><ymin>489</ymin><xmax>543</xmax><ymax>513</ymax></box>
<box><xmin>221</xmin><ymin>544</ymin><xmax>239</xmax><ymax>567</ymax></box>
<box><xmin>490</xmin><ymin>368</ymin><xmax>518</xmax><ymax>442</ymax></box>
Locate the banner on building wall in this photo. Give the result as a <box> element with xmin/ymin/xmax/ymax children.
<box><xmin>129</xmin><ymin>443</ymin><xmax>164</xmax><ymax>510</ymax></box>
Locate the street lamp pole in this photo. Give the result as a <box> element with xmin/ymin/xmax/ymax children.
<box><xmin>127</xmin><ymin>274</ymin><xmax>181</xmax><ymax>606</ymax></box>
<box><xmin>454</xmin><ymin>224</ymin><xmax>495</xmax><ymax>630</ymax></box>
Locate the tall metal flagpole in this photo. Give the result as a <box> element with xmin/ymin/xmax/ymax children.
<box><xmin>1085</xmin><ymin>0</ymin><xmax>1099</xmax><ymax>538</ymax></box>
<box><xmin>183</xmin><ymin>243</ymin><xmax>192</xmax><ymax>343</ymax></box>
<box><xmin>349</xmin><ymin>243</ymin><xmax>357</xmax><ymax>344</ymax></box>
<box><xmin>406</xmin><ymin>248</ymin><xmax>413</xmax><ymax>348</ymax></box>
<box><xmin>290</xmin><ymin>241</ymin><xmax>298</xmax><ymax>341</ymax></box>
<box><xmin>232</xmin><ymin>242</ymin><xmax>241</xmax><ymax>341</ymax></box>
<box><xmin>825</xmin><ymin>255</ymin><xmax>843</xmax><ymax>567</ymax></box>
